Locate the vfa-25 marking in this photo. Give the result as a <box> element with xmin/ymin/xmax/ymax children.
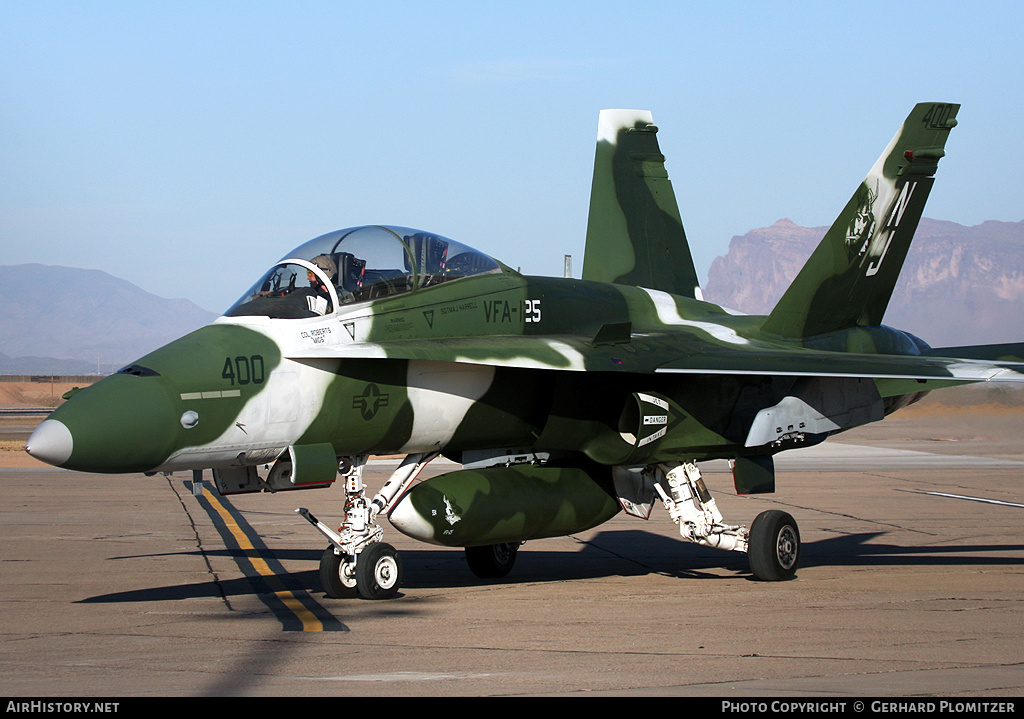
<box><xmin>27</xmin><ymin>102</ymin><xmax>1024</xmax><ymax>601</ymax></box>
<box><xmin>482</xmin><ymin>298</ymin><xmax>542</xmax><ymax>324</ymax></box>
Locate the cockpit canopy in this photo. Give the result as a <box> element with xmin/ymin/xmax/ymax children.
<box><xmin>225</xmin><ymin>225</ymin><xmax>504</xmax><ymax>319</ymax></box>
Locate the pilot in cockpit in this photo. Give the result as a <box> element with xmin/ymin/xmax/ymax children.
<box><xmin>305</xmin><ymin>254</ymin><xmax>337</xmax><ymax>316</ymax></box>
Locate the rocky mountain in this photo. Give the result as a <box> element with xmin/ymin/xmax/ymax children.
<box><xmin>702</xmin><ymin>218</ymin><xmax>1024</xmax><ymax>348</ymax></box>
<box><xmin>0</xmin><ymin>264</ymin><xmax>217</xmax><ymax>375</ymax></box>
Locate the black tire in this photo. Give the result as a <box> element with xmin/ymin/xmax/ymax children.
<box><xmin>319</xmin><ymin>546</ymin><xmax>359</xmax><ymax>598</ymax></box>
<box><xmin>465</xmin><ymin>542</ymin><xmax>518</xmax><ymax>579</ymax></box>
<box><xmin>748</xmin><ymin>510</ymin><xmax>800</xmax><ymax>581</ymax></box>
<box><xmin>355</xmin><ymin>542</ymin><xmax>402</xmax><ymax>599</ymax></box>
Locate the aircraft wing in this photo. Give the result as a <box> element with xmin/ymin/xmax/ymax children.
<box><xmin>655</xmin><ymin>345</ymin><xmax>1024</xmax><ymax>381</ymax></box>
<box><xmin>286</xmin><ymin>334</ymin><xmax>1024</xmax><ymax>383</ymax></box>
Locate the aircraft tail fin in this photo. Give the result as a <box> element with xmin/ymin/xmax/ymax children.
<box><xmin>761</xmin><ymin>102</ymin><xmax>960</xmax><ymax>339</ymax></box>
<box><xmin>581</xmin><ymin>110</ymin><xmax>702</xmax><ymax>299</ymax></box>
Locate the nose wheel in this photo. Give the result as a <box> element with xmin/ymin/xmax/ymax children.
<box><xmin>355</xmin><ymin>542</ymin><xmax>402</xmax><ymax>599</ymax></box>
<box><xmin>318</xmin><ymin>542</ymin><xmax>402</xmax><ymax>599</ymax></box>
<box><xmin>319</xmin><ymin>547</ymin><xmax>359</xmax><ymax>598</ymax></box>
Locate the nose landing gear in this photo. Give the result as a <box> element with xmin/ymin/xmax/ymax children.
<box><xmin>298</xmin><ymin>452</ymin><xmax>437</xmax><ymax>600</ymax></box>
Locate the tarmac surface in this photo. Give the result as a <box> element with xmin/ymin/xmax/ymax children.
<box><xmin>1</xmin><ymin>404</ymin><xmax>1023</xmax><ymax>698</ymax></box>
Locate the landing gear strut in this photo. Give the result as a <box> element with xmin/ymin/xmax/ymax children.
<box><xmin>650</xmin><ymin>461</ymin><xmax>800</xmax><ymax>581</ymax></box>
<box><xmin>298</xmin><ymin>452</ymin><xmax>437</xmax><ymax>599</ymax></box>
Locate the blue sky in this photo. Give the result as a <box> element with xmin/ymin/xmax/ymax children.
<box><xmin>3</xmin><ymin>1</ymin><xmax>1022</xmax><ymax>312</ymax></box>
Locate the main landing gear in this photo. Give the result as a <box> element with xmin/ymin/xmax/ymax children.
<box><xmin>464</xmin><ymin>542</ymin><xmax>519</xmax><ymax>579</ymax></box>
<box><xmin>298</xmin><ymin>455</ymin><xmax>800</xmax><ymax>599</ymax></box>
<box><xmin>297</xmin><ymin>452</ymin><xmax>437</xmax><ymax>600</ymax></box>
<box><xmin>651</xmin><ymin>462</ymin><xmax>800</xmax><ymax>581</ymax></box>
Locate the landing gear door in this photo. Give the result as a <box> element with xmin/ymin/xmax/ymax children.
<box><xmin>732</xmin><ymin>455</ymin><xmax>775</xmax><ymax>495</ymax></box>
<box><xmin>612</xmin><ymin>466</ymin><xmax>656</xmax><ymax>519</ymax></box>
<box><xmin>212</xmin><ymin>465</ymin><xmax>263</xmax><ymax>495</ymax></box>
<box><xmin>212</xmin><ymin>444</ymin><xmax>338</xmax><ymax>494</ymax></box>
<box><xmin>287</xmin><ymin>443</ymin><xmax>339</xmax><ymax>487</ymax></box>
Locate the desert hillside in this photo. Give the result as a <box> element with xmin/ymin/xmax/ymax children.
<box><xmin>0</xmin><ymin>379</ymin><xmax>99</xmax><ymax>408</ymax></box>
<box><xmin>0</xmin><ymin>263</ymin><xmax>215</xmax><ymax>375</ymax></box>
<box><xmin>703</xmin><ymin>218</ymin><xmax>1024</xmax><ymax>347</ymax></box>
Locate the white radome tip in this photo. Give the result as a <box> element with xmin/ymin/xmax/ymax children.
<box><xmin>25</xmin><ymin>419</ymin><xmax>74</xmax><ymax>466</ymax></box>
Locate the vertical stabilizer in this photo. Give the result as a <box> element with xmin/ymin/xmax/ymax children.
<box><xmin>761</xmin><ymin>103</ymin><xmax>959</xmax><ymax>339</ymax></box>
<box><xmin>582</xmin><ymin>110</ymin><xmax>701</xmax><ymax>299</ymax></box>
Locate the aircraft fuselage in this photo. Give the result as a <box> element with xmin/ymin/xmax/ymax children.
<box><xmin>32</xmin><ymin>271</ymin><xmax>928</xmax><ymax>477</ymax></box>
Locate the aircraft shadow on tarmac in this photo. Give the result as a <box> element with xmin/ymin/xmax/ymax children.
<box><xmin>77</xmin><ymin>529</ymin><xmax>1024</xmax><ymax>606</ymax></box>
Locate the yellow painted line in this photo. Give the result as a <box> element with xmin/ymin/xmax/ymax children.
<box><xmin>204</xmin><ymin>490</ymin><xmax>323</xmax><ymax>632</ymax></box>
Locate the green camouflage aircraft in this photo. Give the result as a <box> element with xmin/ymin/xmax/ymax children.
<box><xmin>26</xmin><ymin>103</ymin><xmax>1024</xmax><ymax>599</ymax></box>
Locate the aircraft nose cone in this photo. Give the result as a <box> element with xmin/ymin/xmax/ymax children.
<box><xmin>31</xmin><ymin>372</ymin><xmax>182</xmax><ymax>473</ymax></box>
<box><xmin>25</xmin><ymin>419</ymin><xmax>74</xmax><ymax>466</ymax></box>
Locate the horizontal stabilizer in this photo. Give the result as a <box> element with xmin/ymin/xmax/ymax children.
<box><xmin>925</xmin><ymin>342</ymin><xmax>1024</xmax><ymax>363</ymax></box>
<box><xmin>655</xmin><ymin>346</ymin><xmax>1024</xmax><ymax>383</ymax></box>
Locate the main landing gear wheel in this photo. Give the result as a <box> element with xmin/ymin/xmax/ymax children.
<box><xmin>465</xmin><ymin>542</ymin><xmax>519</xmax><ymax>578</ymax></box>
<box><xmin>319</xmin><ymin>546</ymin><xmax>358</xmax><ymax>598</ymax></box>
<box><xmin>747</xmin><ymin>510</ymin><xmax>800</xmax><ymax>582</ymax></box>
<box><xmin>355</xmin><ymin>542</ymin><xmax>402</xmax><ymax>600</ymax></box>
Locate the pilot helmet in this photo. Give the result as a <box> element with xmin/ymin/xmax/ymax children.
<box><xmin>310</xmin><ymin>254</ymin><xmax>337</xmax><ymax>280</ymax></box>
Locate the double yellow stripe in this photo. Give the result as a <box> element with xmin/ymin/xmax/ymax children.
<box><xmin>204</xmin><ymin>490</ymin><xmax>323</xmax><ymax>632</ymax></box>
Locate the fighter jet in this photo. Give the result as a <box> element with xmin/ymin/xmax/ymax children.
<box><xmin>26</xmin><ymin>102</ymin><xmax>1024</xmax><ymax>599</ymax></box>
